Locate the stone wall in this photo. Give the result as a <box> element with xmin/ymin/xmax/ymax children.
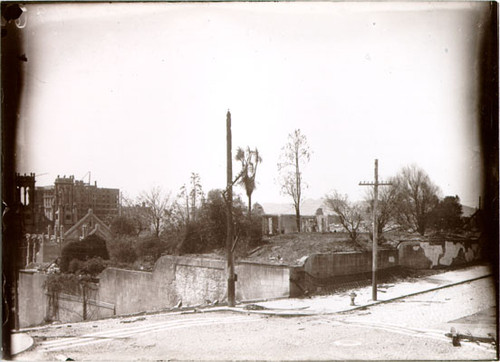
<box><xmin>398</xmin><ymin>239</ymin><xmax>481</xmax><ymax>269</ymax></box>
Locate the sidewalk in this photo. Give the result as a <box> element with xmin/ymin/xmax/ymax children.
<box><xmin>232</xmin><ymin>264</ymin><xmax>493</xmax><ymax>316</ymax></box>
<box><xmin>10</xmin><ymin>332</ymin><xmax>34</xmax><ymax>356</ymax></box>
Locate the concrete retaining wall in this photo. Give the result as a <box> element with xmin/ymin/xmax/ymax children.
<box><xmin>235</xmin><ymin>262</ymin><xmax>291</xmax><ymax>301</ymax></box>
<box><xmin>18</xmin><ymin>271</ymin><xmax>114</xmax><ymax>327</ymax></box>
<box><xmin>18</xmin><ymin>271</ymin><xmax>48</xmax><ymax>327</ymax></box>
<box><xmin>98</xmin><ymin>255</ymin><xmax>291</xmax><ymax>317</ymax></box>
<box><xmin>398</xmin><ymin>239</ymin><xmax>481</xmax><ymax>269</ymax></box>
<box><xmin>19</xmin><ymin>238</ymin><xmax>481</xmax><ymax>327</ymax></box>
<box><xmin>304</xmin><ymin>249</ymin><xmax>398</xmax><ymax>279</ymax></box>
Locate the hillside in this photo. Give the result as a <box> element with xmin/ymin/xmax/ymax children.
<box><xmin>193</xmin><ymin>232</ymin><xmax>400</xmax><ymax>267</ymax></box>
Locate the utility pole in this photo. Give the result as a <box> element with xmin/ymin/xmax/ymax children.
<box><xmin>226</xmin><ymin>110</ymin><xmax>236</xmax><ymax>307</ymax></box>
<box><xmin>359</xmin><ymin>159</ymin><xmax>392</xmax><ymax>301</ymax></box>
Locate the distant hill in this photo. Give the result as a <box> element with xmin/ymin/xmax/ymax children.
<box><xmin>461</xmin><ymin>205</ymin><xmax>477</xmax><ymax>218</ymax></box>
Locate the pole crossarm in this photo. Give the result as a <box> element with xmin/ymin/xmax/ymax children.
<box><xmin>359</xmin><ymin>181</ymin><xmax>392</xmax><ymax>186</ymax></box>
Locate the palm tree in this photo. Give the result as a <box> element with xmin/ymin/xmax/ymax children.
<box><xmin>236</xmin><ymin>147</ymin><xmax>262</xmax><ymax>216</ymax></box>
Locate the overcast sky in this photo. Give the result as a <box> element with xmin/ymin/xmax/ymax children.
<box><xmin>16</xmin><ymin>2</ymin><xmax>490</xmax><ymax>207</ymax></box>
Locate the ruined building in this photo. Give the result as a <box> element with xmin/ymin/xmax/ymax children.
<box><xmin>16</xmin><ymin>174</ymin><xmax>120</xmax><ymax>234</ymax></box>
<box><xmin>37</xmin><ymin>175</ymin><xmax>120</xmax><ymax>229</ymax></box>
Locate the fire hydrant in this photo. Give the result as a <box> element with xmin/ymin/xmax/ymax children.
<box><xmin>350</xmin><ymin>292</ymin><xmax>357</xmax><ymax>306</ymax></box>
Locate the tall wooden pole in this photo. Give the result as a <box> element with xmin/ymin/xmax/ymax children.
<box><xmin>226</xmin><ymin>110</ymin><xmax>236</xmax><ymax>307</ymax></box>
<box><xmin>372</xmin><ymin>159</ymin><xmax>379</xmax><ymax>301</ymax></box>
<box><xmin>359</xmin><ymin>159</ymin><xmax>392</xmax><ymax>301</ymax></box>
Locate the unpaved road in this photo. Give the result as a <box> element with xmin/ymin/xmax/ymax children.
<box><xmin>14</xmin><ymin>277</ymin><xmax>497</xmax><ymax>360</ymax></box>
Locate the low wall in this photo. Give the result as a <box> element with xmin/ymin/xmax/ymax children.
<box><xmin>304</xmin><ymin>249</ymin><xmax>398</xmax><ymax>279</ymax></box>
<box><xmin>18</xmin><ymin>271</ymin><xmax>48</xmax><ymax>327</ymax></box>
<box><xmin>398</xmin><ymin>239</ymin><xmax>481</xmax><ymax>269</ymax></box>
<box><xmin>235</xmin><ymin>261</ymin><xmax>291</xmax><ymax>302</ymax></box>
<box><xmin>99</xmin><ymin>255</ymin><xmax>291</xmax><ymax>316</ymax></box>
<box><xmin>20</xmin><ymin>238</ymin><xmax>481</xmax><ymax>327</ymax></box>
<box><xmin>300</xmin><ymin>250</ymin><xmax>399</xmax><ymax>291</ymax></box>
<box><xmin>18</xmin><ymin>271</ymin><xmax>114</xmax><ymax>328</ymax></box>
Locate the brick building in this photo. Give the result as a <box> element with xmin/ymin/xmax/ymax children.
<box><xmin>34</xmin><ymin>175</ymin><xmax>120</xmax><ymax>230</ymax></box>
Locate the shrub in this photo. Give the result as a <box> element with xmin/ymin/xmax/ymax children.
<box><xmin>135</xmin><ymin>236</ymin><xmax>167</xmax><ymax>261</ymax></box>
<box><xmin>114</xmin><ymin>243</ymin><xmax>138</xmax><ymax>264</ymax></box>
<box><xmin>60</xmin><ymin>234</ymin><xmax>109</xmax><ymax>272</ymax></box>
<box><xmin>81</xmin><ymin>257</ymin><xmax>107</xmax><ymax>276</ymax></box>
<box><xmin>176</xmin><ymin>190</ymin><xmax>263</xmax><ymax>255</ymax></box>
<box><xmin>68</xmin><ymin>259</ymin><xmax>85</xmax><ymax>274</ymax></box>
<box><xmin>110</xmin><ymin>216</ymin><xmax>138</xmax><ymax>236</ymax></box>
<box><xmin>44</xmin><ymin>273</ymin><xmax>81</xmax><ymax>295</ymax></box>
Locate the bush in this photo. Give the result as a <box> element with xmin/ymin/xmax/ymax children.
<box><xmin>81</xmin><ymin>257</ymin><xmax>107</xmax><ymax>276</ymax></box>
<box><xmin>135</xmin><ymin>236</ymin><xmax>167</xmax><ymax>261</ymax></box>
<box><xmin>237</xmin><ymin>215</ymin><xmax>263</xmax><ymax>247</ymax></box>
<box><xmin>110</xmin><ymin>216</ymin><xmax>138</xmax><ymax>236</ymax></box>
<box><xmin>44</xmin><ymin>273</ymin><xmax>81</xmax><ymax>295</ymax></box>
<box><xmin>177</xmin><ymin>190</ymin><xmax>263</xmax><ymax>255</ymax></box>
<box><xmin>176</xmin><ymin>222</ymin><xmax>201</xmax><ymax>254</ymax></box>
<box><xmin>60</xmin><ymin>234</ymin><xmax>109</xmax><ymax>273</ymax></box>
<box><xmin>68</xmin><ymin>259</ymin><xmax>85</xmax><ymax>274</ymax></box>
<box><xmin>114</xmin><ymin>243</ymin><xmax>138</xmax><ymax>264</ymax></box>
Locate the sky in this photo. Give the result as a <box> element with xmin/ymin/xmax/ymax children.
<box><xmin>15</xmin><ymin>2</ymin><xmax>490</xmax><ymax>207</ymax></box>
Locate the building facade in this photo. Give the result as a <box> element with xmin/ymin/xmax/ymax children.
<box><xmin>34</xmin><ymin>175</ymin><xmax>120</xmax><ymax>230</ymax></box>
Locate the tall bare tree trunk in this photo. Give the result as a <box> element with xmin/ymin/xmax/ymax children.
<box><xmin>295</xmin><ymin>152</ymin><xmax>301</xmax><ymax>232</ymax></box>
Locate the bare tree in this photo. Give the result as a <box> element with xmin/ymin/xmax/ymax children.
<box><xmin>119</xmin><ymin>193</ymin><xmax>149</xmax><ymax>236</ymax></box>
<box><xmin>364</xmin><ymin>179</ymin><xmax>398</xmax><ymax>235</ymax></box>
<box><xmin>189</xmin><ymin>173</ymin><xmax>203</xmax><ymax>222</ymax></box>
<box><xmin>177</xmin><ymin>173</ymin><xmax>204</xmax><ymax>224</ymax></box>
<box><xmin>236</xmin><ymin>146</ymin><xmax>262</xmax><ymax>217</ymax></box>
<box><xmin>178</xmin><ymin>184</ymin><xmax>190</xmax><ymax>223</ymax></box>
<box><xmin>138</xmin><ymin>186</ymin><xmax>172</xmax><ymax>237</ymax></box>
<box><xmin>324</xmin><ymin>191</ymin><xmax>364</xmax><ymax>242</ymax></box>
<box><xmin>392</xmin><ymin>164</ymin><xmax>440</xmax><ymax>235</ymax></box>
<box><xmin>277</xmin><ymin>129</ymin><xmax>311</xmax><ymax>232</ymax></box>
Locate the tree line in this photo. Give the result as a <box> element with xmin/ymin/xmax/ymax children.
<box><xmin>276</xmin><ymin>129</ymin><xmax>469</xmax><ymax>241</ymax></box>
<box><xmin>115</xmin><ymin>128</ymin><xmax>469</xmax><ymax>250</ymax></box>
<box><xmin>110</xmin><ymin>148</ymin><xmax>264</xmax><ymax>261</ymax></box>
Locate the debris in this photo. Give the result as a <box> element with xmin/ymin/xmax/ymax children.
<box><xmin>55</xmin><ymin>355</ymin><xmax>74</xmax><ymax>361</ymax></box>
<box><xmin>120</xmin><ymin>317</ymin><xmax>146</xmax><ymax>324</ymax></box>
<box><xmin>244</xmin><ymin>304</ymin><xmax>268</xmax><ymax>310</ymax></box>
<box><xmin>175</xmin><ymin>300</ymin><xmax>182</xmax><ymax>308</ymax></box>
